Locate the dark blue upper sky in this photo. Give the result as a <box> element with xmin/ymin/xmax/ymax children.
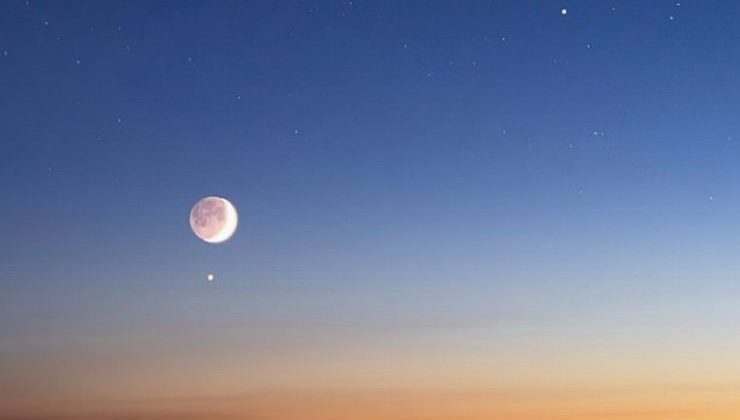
<box><xmin>4</xmin><ymin>2</ymin><xmax>740</xmax><ymax>400</ymax></box>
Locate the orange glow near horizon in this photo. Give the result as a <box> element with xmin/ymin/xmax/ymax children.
<box><xmin>5</xmin><ymin>385</ymin><xmax>740</xmax><ymax>420</ymax></box>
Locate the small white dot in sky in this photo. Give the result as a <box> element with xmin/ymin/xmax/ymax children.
<box><xmin>75</xmin><ymin>59</ymin><xmax>81</xmax><ymax>64</ymax></box>
<box><xmin>116</xmin><ymin>117</ymin><xmax>122</xmax><ymax>123</ymax></box>
<box><xmin>43</xmin><ymin>20</ymin><xmax>49</xmax><ymax>26</ymax></box>
<box><xmin>3</xmin><ymin>50</ymin><xmax>7</xmax><ymax>56</ymax></box>
<box><xmin>293</xmin><ymin>129</ymin><xmax>299</xmax><ymax>134</ymax></box>
<box><xmin>236</xmin><ymin>95</ymin><xmax>241</xmax><ymax>100</ymax></box>
<box><xmin>708</xmin><ymin>195</ymin><xmax>714</xmax><ymax>201</ymax></box>
<box><xmin>586</xmin><ymin>43</ymin><xmax>592</xmax><ymax>49</ymax></box>
<box><xmin>561</xmin><ymin>8</ymin><xmax>568</xmax><ymax>16</ymax></box>
<box><xmin>669</xmin><ymin>15</ymin><xmax>675</xmax><ymax>20</ymax></box>
<box><xmin>206</xmin><ymin>273</ymin><xmax>215</xmax><ymax>282</ymax></box>
<box><xmin>187</xmin><ymin>56</ymin><xmax>192</xmax><ymax>62</ymax></box>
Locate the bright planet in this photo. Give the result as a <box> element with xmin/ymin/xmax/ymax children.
<box><xmin>189</xmin><ymin>196</ymin><xmax>238</xmax><ymax>243</ymax></box>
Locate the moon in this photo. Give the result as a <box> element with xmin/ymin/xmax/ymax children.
<box><xmin>189</xmin><ymin>196</ymin><xmax>238</xmax><ymax>243</ymax></box>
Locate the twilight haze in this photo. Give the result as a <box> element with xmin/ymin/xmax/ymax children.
<box><xmin>3</xmin><ymin>1</ymin><xmax>740</xmax><ymax>419</ymax></box>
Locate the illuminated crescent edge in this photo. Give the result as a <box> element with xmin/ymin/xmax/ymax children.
<box><xmin>204</xmin><ymin>198</ymin><xmax>238</xmax><ymax>243</ymax></box>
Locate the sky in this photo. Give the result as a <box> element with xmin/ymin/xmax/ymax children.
<box><xmin>3</xmin><ymin>1</ymin><xmax>740</xmax><ymax>419</ymax></box>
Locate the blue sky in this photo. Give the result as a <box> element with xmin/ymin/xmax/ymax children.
<box><xmin>3</xmin><ymin>2</ymin><xmax>740</xmax><ymax>418</ymax></box>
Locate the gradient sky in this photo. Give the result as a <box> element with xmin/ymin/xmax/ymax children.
<box><xmin>4</xmin><ymin>1</ymin><xmax>740</xmax><ymax>419</ymax></box>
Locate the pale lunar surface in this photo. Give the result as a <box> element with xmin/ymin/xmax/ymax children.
<box><xmin>189</xmin><ymin>196</ymin><xmax>238</xmax><ymax>243</ymax></box>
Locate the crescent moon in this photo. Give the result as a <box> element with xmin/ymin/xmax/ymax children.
<box><xmin>189</xmin><ymin>196</ymin><xmax>239</xmax><ymax>244</ymax></box>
